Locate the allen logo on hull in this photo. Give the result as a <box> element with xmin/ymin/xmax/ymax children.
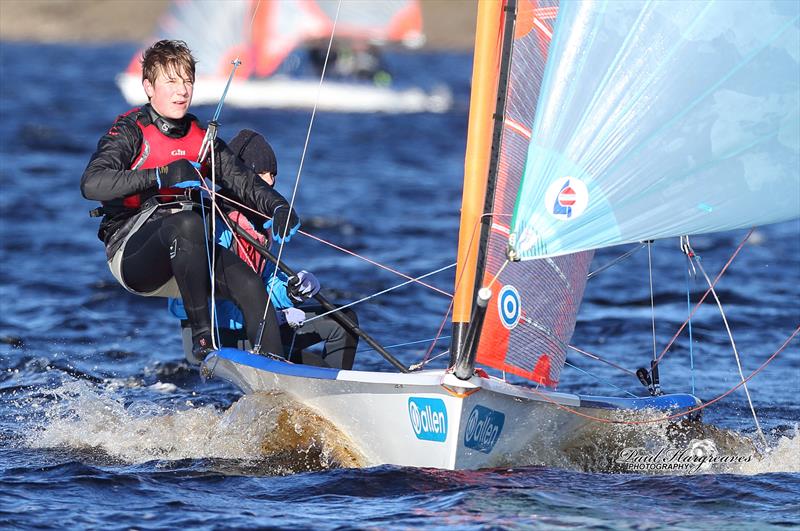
<box><xmin>464</xmin><ymin>405</ymin><xmax>505</xmax><ymax>453</ymax></box>
<box><xmin>408</xmin><ymin>397</ymin><xmax>448</xmax><ymax>442</ymax></box>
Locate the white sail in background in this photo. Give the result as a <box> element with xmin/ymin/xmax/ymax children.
<box><xmin>509</xmin><ymin>0</ymin><xmax>800</xmax><ymax>260</ymax></box>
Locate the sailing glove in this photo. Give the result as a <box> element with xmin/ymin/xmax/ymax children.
<box><xmin>287</xmin><ymin>270</ymin><xmax>320</xmax><ymax>303</ymax></box>
<box><xmin>281</xmin><ymin>307</ymin><xmax>306</xmax><ymax>329</ymax></box>
<box><xmin>263</xmin><ymin>205</ymin><xmax>300</xmax><ymax>243</ymax></box>
<box><xmin>155</xmin><ymin>159</ymin><xmax>202</xmax><ymax>189</ymax></box>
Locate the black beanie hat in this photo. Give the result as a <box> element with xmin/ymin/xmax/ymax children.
<box><xmin>228</xmin><ymin>129</ymin><xmax>278</xmax><ymax>176</ymax></box>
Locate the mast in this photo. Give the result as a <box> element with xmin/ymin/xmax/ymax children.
<box><xmin>450</xmin><ymin>0</ymin><xmax>506</xmax><ymax>365</ymax></box>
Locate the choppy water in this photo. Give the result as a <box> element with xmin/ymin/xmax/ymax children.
<box><xmin>1</xmin><ymin>42</ymin><xmax>798</xmax><ymax>529</ymax></box>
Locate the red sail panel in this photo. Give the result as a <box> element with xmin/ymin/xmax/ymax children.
<box><xmin>254</xmin><ymin>0</ymin><xmax>424</xmax><ymax>78</ymax></box>
<box><xmin>126</xmin><ymin>0</ymin><xmax>424</xmax><ymax>81</ymax></box>
<box><xmin>474</xmin><ymin>0</ymin><xmax>593</xmax><ymax>388</ymax></box>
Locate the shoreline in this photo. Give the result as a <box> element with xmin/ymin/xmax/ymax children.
<box><xmin>0</xmin><ymin>0</ymin><xmax>476</xmax><ymax>50</ymax></box>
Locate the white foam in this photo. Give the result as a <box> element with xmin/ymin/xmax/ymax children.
<box><xmin>734</xmin><ymin>427</ymin><xmax>800</xmax><ymax>475</ymax></box>
<box><xmin>25</xmin><ymin>380</ymin><xmax>364</xmax><ymax>470</ymax></box>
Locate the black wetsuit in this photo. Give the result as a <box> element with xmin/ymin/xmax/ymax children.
<box><xmin>81</xmin><ymin>104</ymin><xmax>288</xmax><ymax>354</ymax></box>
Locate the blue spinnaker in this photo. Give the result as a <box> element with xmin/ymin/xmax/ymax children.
<box><xmin>510</xmin><ymin>0</ymin><xmax>800</xmax><ymax>260</ymax></box>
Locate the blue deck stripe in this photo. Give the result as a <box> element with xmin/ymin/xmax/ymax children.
<box><xmin>215</xmin><ymin>348</ymin><xmax>340</xmax><ymax>380</ymax></box>
<box><xmin>214</xmin><ymin>349</ymin><xmax>701</xmax><ymax>414</ymax></box>
<box><xmin>579</xmin><ymin>393</ymin><xmax>700</xmax><ymax>411</ymax></box>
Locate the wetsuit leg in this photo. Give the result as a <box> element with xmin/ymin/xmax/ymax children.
<box><xmin>120</xmin><ymin>210</ymin><xmax>283</xmax><ymax>355</ymax></box>
<box><xmin>281</xmin><ymin>305</ymin><xmax>359</xmax><ymax>370</ymax></box>
<box><xmin>210</xmin><ymin>248</ymin><xmax>283</xmax><ymax>355</ymax></box>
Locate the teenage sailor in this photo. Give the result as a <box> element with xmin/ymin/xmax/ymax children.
<box><xmin>80</xmin><ymin>40</ymin><xmax>300</xmax><ymax>363</ymax></box>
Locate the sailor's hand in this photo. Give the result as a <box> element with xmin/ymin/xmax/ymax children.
<box><xmin>156</xmin><ymin>159</ymin><xmax>202</xmax><ymax>189</ymax></box>
<box><xmin>287</xmin><ymin>270</ymin><xmax>320</xmax><ymax>303</ymax></box>
<box><xmin>281</xmin><ymin>307</ymin><xmax>306</xmax><ymax>329</ymax></box>
<box><xmin>263</xmin><ymin>205</ymin><xmax>300</xmax><ymax>243</ymax></box>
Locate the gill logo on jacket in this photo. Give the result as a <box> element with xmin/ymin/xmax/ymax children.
<box><xmin>408</xmin><ymin>397</ymin><xmax>447</xmax><ymax>442</ymax></box>
<box><xmin>464</xmin><ymin>405</ymin><xmax>505</xmax><ymax>453</ymax></box>
<box><xmin>171</xmin><ymin>148</ymin><xmax>187</xmax><ymax>156</ymax></box>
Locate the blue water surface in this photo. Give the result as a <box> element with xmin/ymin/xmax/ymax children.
<box><xmin>0</xmin><ymin>42</ymin><xmax>798</xmax><ymax>530</ymax></box>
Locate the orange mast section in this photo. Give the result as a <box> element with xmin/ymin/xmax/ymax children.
<box><xmin>452</xmin><ymin>0</ymin><xmax>505</xmax><ymax>353</ymax></box>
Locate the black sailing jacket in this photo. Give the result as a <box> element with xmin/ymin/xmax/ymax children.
<box><xmin>81</xmin><ymin>104</ymin><xmax>291</xmax><ymax>257</ymax></box>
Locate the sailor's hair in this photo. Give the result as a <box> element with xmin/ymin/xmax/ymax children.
<box><xmin>141</xmin><ymin>39</ymin><xmax>197</xmax><ymax>84</ymax></box>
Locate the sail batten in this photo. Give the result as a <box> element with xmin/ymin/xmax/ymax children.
<box><xmin>509</xmin><ymin>0</ymin><xmax>800</xmax><ymax>260</ymax></box>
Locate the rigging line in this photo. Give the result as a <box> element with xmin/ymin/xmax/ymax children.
<box><xmin>257</xmin><ymin>0</ymin><xmax>344</xmax><ymax>350</ymax></box>
<box><xmin>426</xmin><ymin>212</ymin><xmax>491</xmax><ymax>364</ymax></box>
<box><xmin>300</xmin><ymin>262</ymin><xmax>457</xmax><ymax>326</ymax></box>
<box><xmin>356</xmin><ymin>335</ymin><xmax>452</xmax><ymax>354</ymax></box>
<box><xmin>210</xmin><ymin>142</ymin><xmax>218</xmax><ymax>348</ymax></box>
<box><xmin>654</xmin><ymin>228</ymin><xmax>753</xmax><ymax>366</ymax></box>
<box><xmin>197</xmin><ymin>158</ymin><xmax>222</xmax><ymax>349</ymax></box>
<box><xmin>525</xmin><ymin>324</ymin><xmax>798</xmax><ymax>426</ymax></box>
<box><xmin>409</xmin><ymin>350</ymin><xmax>450</xmax><ymax>371</ymax></box>
<box><xmin>689</xmin><ymin>243</ymin><xmax>768</xmax><ymax>448</ymax></box>
<box><xmin>564</xmin><ymin>361</ymin><xmax>638</xmax><ymax>398</ymax></box>
<box><xmin>647</xmin><ymin>241</ymin><xmax>657</xmax><ymax>363</ymax></box>
<box><xmin>586</xmin><ymin>243</ymin><xmax>644</xmax><ymax>280</ymax></box>
<box><xmin>685</xmin><ymin>253</ymin><xmax>696</xmax><ymax>396</ymax></box>
<box><xmin>299</xmin><ymin>230</ymin><xmax>452</xmax><ymax>297</ymax></box>
<box><xmin>567</xmin><ymin>345</ymin><xmax>638</xmax><ymax>377</ymax></box>
<box><xmin>484</xmin><ymin>259</ymin><xmax>509</xmax><ymax>291</ymax></box>
<box><xmin>422</xmin><ymin>295</ymin><xmax>454</xmax><ymax>366</ymax></box>
<box><xmin>248</xmin><ymin>0</ymin><xmax>261</xmax><ymax>32</ymax></box>
<box><xmin>195</xmin><ymin>183</ymin><xmax>451</xmax><ymax>297</ymax></box>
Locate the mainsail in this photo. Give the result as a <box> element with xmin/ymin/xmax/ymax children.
<box><xmin>509</xmin><ymin>0</ymin><xmax>800</xmax><ymax>260</ymax></box>
<box><xmin>125</xmin><ymin>0</ymin><xmax>423</xmax><ymax>80</ymax></box>
<box><xmin>454</xmin><ymin>0</ymin><xmax>592</xmax><ymax>388</ymax></box>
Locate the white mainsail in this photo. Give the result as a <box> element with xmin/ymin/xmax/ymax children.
<box><xmin>509</xmin><ymin>0</ymin><xmax>800</xmax><ymax>260</ymax></box>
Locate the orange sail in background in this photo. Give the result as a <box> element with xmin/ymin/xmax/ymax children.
<box><xmin>125</xmin><ymin>0</ymin><xmax>424</xmax><ymax>80</ymax></box>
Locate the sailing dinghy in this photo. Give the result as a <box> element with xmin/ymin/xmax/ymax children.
<box><xmin>202</xmin><ymin>0</ymin><xmax>799</xmax><ymax>470</ymax></box>
<box><xmin>117</xmin><ymin>0</ymin><xmax>451</xmax><ymax>113</ymax></box>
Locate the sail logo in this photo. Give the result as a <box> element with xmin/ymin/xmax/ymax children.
<box><xmin>545</xmin><ymin>177</ymin><xmax>588</xmax><ymax>220</ymax></box>
<box><xmin>464</xmin><ymin>405</ymin><xmax>505</xmax><ymax>453</ymax></box>
<box><xmin>498</xmin><ymin>285</ymin><xmax>521</xmax><ymax>329</ymax></box>
<box><xmin>408</xmin><ymin>397</ymin><xmax>448</xmax><ymax>442</ymax></box>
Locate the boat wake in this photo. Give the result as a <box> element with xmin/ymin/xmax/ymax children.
<box><xmin>22</xmin><ymin>380</ymin><xmax>365</xmax><ymax>474</ymax></box>
<box><xmin>18</xmin><ymin>377</ymin><xmax>797</xmax><ymax>475</ymax></box>
<box><xmin>556</xmin><ymin>416</ymin><xmax>799</xmax><ymax>475</ymax></box>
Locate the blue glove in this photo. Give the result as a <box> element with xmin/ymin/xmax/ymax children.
<box><xmin>263</xmin><ymin>205</ymin><xmax>300</xmax><ymax>243</ymax></box>
<box><xmin>287</xmin><ymin>270</ymin><xmax>320</xmax><ymax>303</ymax></box>
<box><xmin>155</xmin><ymin>159</ymin><xmax>202</xmax><ymax>189</ymax></box>
<box><xmin>281</xmin><ymin>307</ymin><xmax>306</xmax><ymax>328</ymax></box>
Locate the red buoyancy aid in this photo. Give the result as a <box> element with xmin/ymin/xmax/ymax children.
<box><xmin>123</xmin><ymin>113</ymin><xmax>207</xmax><ymax>209</ymax></box>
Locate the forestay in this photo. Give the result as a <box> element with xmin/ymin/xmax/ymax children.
<box><xmin>473</xmin><ymin>1</ymin><xmax>593</xmax><ymax>388</ymax></box>
<box><xmin>509</xmin><ymin>0</ymin><xmax>800</xmax><ymax>260</ymax></box>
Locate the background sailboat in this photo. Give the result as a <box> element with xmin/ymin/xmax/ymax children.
<box><xmin>116</xmin><ymin>0</ymin><xmax>451</xmax><ymax>112</ymax></box>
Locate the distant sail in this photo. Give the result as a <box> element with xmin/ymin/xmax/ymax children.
<box><xmin>509</xmin><ymin>0</ymin><xmax>800</xmax><ymax>260</ymax></box>
<box><xmin>125</xmin><ymin>0</ymin><xmax>423</xmax><ymax>80</ymax></box>
<box><xmin>472</xmin><ymin>1</ymin><xmax>592</xmax><ymax>388</ymax></box>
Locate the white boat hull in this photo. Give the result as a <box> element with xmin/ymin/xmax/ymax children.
<box><xmin>116</xmin><ymin>73</ymin><xmax>452</xmax><ymax>113</ymax></box>
<box><xmin>204</xmin><ymin>349</ymin><xmax>700</xmax><ymax>470</ymax></box>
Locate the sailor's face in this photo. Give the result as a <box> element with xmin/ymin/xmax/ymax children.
<box><xmin>259</xmin><ymin>171</ymin><xmax>275</xmax><ymax>187</ymax></box>
<box><xmin>143</xmin><ymin>66</ymin><xmax>194</xmax><ymax>120</ymax></box>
